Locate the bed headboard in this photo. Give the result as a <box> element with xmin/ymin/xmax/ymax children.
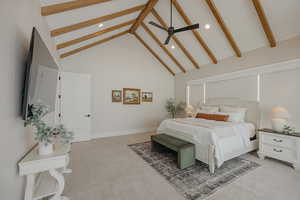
<box><xmin>205</xmin><ymin>97</ymin><xmax>260</xmax><ymax>128</ymax></box>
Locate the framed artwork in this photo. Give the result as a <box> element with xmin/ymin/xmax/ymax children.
<box><xmin>142</xmin><ymin>92</ymin><xmax>153</xmax><ymax>102</ymax></box>
<box><xmin>123</xmin><ymin>88</ymin><xmax>141</xmax><ymax>104</ymax></box>
<box><xmin>112</xmin><ymin>90</ymin><xmax>122</xmax><ymax>102</ymax></box>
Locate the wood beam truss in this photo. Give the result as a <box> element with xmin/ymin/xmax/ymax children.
<box><xmin>151</xmin><ymin>9</ymin><xmax>200</xmax><ymax>69</ymax></box>
<box><xmin>172</xmin><ymin>0</ymin><xmax>217</xmax><ymax>64</ymax></box>
<box><xmin>133</xmin><ymin>33</ymin><xmax>175</xmax><ymax>76</ymax></box>
<box><xmin>205</xmin><ymin>0</ymin><xmax>241</xmax><ymax>57</ymax></box>
<box><xmin>51</xmin><ymin>4</ymin><xmax>145</xmax><ymax>37</ymax></box>
<box><xmin>57</xmin><ymin>20</ymin><xmax>135</xmax><ymax>49</ymax></box>
<box><xmin>130</xmin><ymin>0</ymin><xmax>159</xmax><ymax>33</ymax></box>
<box><xmin>141</xmin><ymin>22</ymin><xmax>186</xmax><ymax>73</ymax></box>
<box><xmin>60</xmin><ymin>30</ymin><xmax>129</xmax><ymax>58</ymax></box>
<box><xmin>251</xmin><ymin>0</ymin><xmax>276</xmax><ymax>47</ymax></box>
<box><xmin>41</xmin><ymin>0</ymin><xmax>112</xmax><ymax>16</ymax></box>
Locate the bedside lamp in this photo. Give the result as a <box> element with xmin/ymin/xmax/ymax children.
<box><xmin>271</xmin><ymin>107</ymin><xmax>290</xmax><ymax>132</ymax></box>
<box><xmin>185</xmin><ymin>104</ymin><xmax>195</xmax><ymax>117</ymax></box>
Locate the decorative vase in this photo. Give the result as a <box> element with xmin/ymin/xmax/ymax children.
<box><xmin>38</xmin><ymin>142</ymin><xmax>54</xmax><ymax>155</ymax></box>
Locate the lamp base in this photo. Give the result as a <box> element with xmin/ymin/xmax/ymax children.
<box><xmin>271</xmin><ymin>118</ymin><xmax>288</xmax><ymax>132</ymax></box>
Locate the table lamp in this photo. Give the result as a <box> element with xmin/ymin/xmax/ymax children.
<box><xmin>271</xmin><ymin>107</ymin><xmax>290</xmax><ymax>132</ymax></box>
<box><xmin>185</xmin><ymin>104</ymin><xmax>195</xmax><ymax>117</ymax></box>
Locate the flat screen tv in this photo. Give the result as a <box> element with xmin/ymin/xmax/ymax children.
<box><xmin>21</xmin><ymin>27</ymin><xmax>59</xmax><ymax>120</ymax></box>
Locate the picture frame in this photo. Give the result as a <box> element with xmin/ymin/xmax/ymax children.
<box><xmin>142</xmin><ymin>92</ymin><xmax>153</xmax><ymax>102</ymax></box>
<box><xmin>112</xmin><ymin>90</ymin><xmax>122</xmax><ymax>102</ymax></box>
<box><xmin>123</xmin><ymin>88</ymin><xmax>141</xmax><ymax>104</ymax></box>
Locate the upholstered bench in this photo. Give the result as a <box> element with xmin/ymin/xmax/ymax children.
<box><xmin>151</xmin><ymin>134</ymin><xmax>195</xmax><ymax>169</ymax></box>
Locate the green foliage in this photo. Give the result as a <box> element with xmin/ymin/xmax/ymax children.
<box><xmin>165</xmin><ymin>99</ymin><xmax>184</xmax><ymax>118</ymax></box>
<box><xmin>25</xmin><ymin>104</ymin><xmax>74</xmax><ymax>145</ymax></box>
<box><xmin>282</xmin><ymin>124</ymin><xmax>295</xmax><ymax>135</ymax></box>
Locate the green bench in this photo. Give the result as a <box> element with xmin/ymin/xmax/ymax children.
<box><xmin>151</xmin><ymin>134</ymin><xmax>195</xmax><ymax>169</ymax></box>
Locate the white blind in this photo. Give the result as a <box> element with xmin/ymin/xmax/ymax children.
<box><xmin>206</xmin><ymin>75</ymin><xmax>258</xmax><ymax>101</ymax></box>
<box><xmin>189</xmin><ymin>84</ymin><xmax>204</xmax><ymax>106</ymax></box>
<box><xmin>261</xmin><ymin>68</ymin><xmax>300</xmax><ymax>131</ymax></box>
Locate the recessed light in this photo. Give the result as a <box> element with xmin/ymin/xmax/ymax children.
<box><xmin>98</xmin><ymin>23</ymin><xmax>104</xmax><ymax>28</ymax></box>
<box><xmin>171</xmin><ymin>45</ymin><xmax>175</xmax><ymax>49</ymax></box>
<box><xmin>204</xmin><ymin>24</ymin><xmax>211</xmax><ymax>30</ymax></box>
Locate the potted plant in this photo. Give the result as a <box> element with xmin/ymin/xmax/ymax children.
<box><xmin>165</xmin><ymin>98</ymin><xmax>184</xmax><ymax>118</ymax></box>
<box><xmin>25</xmin><ymin>104</ymin><xmax>74</xmax><ymax>155</ymax></box>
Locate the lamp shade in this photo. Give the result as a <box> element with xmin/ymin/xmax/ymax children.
<box><xmin>185</xmin><ymin>104</ymin><xmax>194</xmax><ymax>114</ymax></box>
<box><xmin>272</xmin><ymin>107</ymin><xmax>290</xmax><ymax>119</ymax></box>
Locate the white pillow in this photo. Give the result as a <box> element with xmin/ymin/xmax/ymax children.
<box><xmin>220</xmin><ymin>106</ymin><xmax>247</xmax><ymax>122</ymax></box>
<box><xmin>215</xmin><ymin>112</ymin><xmax>244</xmax><ymax>123</ymax></box>
<box><xmin>200</xmin><ymin>105</ymin><xmax>219</xmax><ymax>113</ymax></box>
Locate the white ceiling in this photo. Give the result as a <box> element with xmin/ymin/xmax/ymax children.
<box><xmin>40</xmin><ymin>0</ymin><xmax>300</xmax><ymax>74</ymax></box>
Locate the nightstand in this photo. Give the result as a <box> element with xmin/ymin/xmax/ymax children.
<box><xmin>258</xmin><ymin>129</ymin><xmax>300</xmax><ymax>170</ymax></box>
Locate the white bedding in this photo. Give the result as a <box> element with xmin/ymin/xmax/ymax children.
<box><xmin>157</xmin><ymin>118</ymin><xmax>255</xmax><ymax>167</ymax></box>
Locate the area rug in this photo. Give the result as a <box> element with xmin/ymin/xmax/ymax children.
<box><xmin>129</xmin><ymin>142</ymin><xmax>259</xmax><ymax>200</ymax></box>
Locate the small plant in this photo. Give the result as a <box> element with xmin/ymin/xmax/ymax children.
<box><xmin>25</xmin><ymin>104</ymin><xmax>74</xmax><ymax>145</ymax></box>
<box><xmin>165</xmin><ymin>98</ymin><xmax>184</xmax><ymax>118</ymax></box>
<box><xmin>282</xmin><ymin>124</ymin><xmax>295</xmax><ymax>135</ymax></box>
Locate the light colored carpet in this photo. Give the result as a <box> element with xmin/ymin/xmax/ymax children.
<box><xmin>64</xmin><ymin>132</ymin><xmax>300</xmax><ymax>200</ymax></box>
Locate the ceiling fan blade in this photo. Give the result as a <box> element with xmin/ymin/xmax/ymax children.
<box><xmin>174</xmin><ymin>24</ymin><xmax>199</xmax><ymax>33</ymax></box>
<box><xmin>149</xmin><ymin>21</ymin><xmax>168</xmax><ymax>31</ymax></box>
<box><xmin>164</xmin><ymin>34</ymin><xmax>172</xmax><ymax>45</ymax></box>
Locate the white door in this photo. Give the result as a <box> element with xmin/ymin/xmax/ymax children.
<box><xmin>61</xmin><ymin>72</ymin><xmax>91</xmax><ymax>142</ymax></box>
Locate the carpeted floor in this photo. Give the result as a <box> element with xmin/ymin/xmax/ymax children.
<box><xmin>64</xmin><ymin>132</ymin><xmax>300</xmax><ymax>200</ymax></box>
<box><xmin>129</xmin><ymin>141</ymin><xmax>259</xmax><ymax>200</ymax></box>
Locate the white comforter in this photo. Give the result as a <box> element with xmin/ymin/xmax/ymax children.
<box><xmin>157</xmin><ymin>118</ymin><xmax>255</xmax><ymax>167</ymax></box>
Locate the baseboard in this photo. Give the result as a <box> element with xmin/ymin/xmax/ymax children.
<box><xmin>91</xmin><ymin>127</ymin><xmax>157</xmax><ymax>140</ymax></box>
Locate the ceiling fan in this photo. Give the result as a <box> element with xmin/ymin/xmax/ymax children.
<box><xmin>149</xmin><ymin>0</ymin><xmax>199</xmax><ymax>45</ymax></box>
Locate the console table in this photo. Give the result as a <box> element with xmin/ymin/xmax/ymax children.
<box><xmin>19</xmin><ymin>144</ymin><xmax>71</xmax><ymax>200</ymax></box>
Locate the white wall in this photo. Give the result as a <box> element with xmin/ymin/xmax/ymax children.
<box><xmin>61</xmin><ymin>34</ymin><xmax>174</xmax><ymax>138</ymax></box>
<box><xmin>0</xmin><ymin>0</ymin><xmax>58</xmax><ymax>199</ymax></box>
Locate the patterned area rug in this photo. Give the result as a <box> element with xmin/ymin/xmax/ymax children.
<box><xmin>129</xmin><ymin>142</ymin><xmax>259</xmax><ymax>200</ymax></box>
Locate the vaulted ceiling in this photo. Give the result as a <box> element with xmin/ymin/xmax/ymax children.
<box><xmin>40</xmin><ymin>0</ymin><xmax>300</xmax><ymax>75</ymax></box>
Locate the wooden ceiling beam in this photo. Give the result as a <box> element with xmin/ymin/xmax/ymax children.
<box><xmin>57</xmin><ymin>19</ymin><xmax>135</xmax><ymax>49</ymax></box>
<box><xmin>251</xmin><ymin>0</ymin><xmax>276</xmax><ymax>47</ymax></box>
<box><xmin>130</xmin><ymin>0</ymin><xmax>159</xmax><ymax>33</ymax></box>
<box><xmin>133</xmin><ymin>33</ymin><xmax>175</xmax><ymax>76</ymax></box>
<box><xmin>172</xmin><ymin>0</ymin><xmax>217</xmax><ymax>64</ymax></box>
<box><xmin>205</xmin><ymin>0</ymin><xmax>242</xmax><ymax>57</ymax></box>
<box><xmin>151</xmin><ymin>9</ymin><xmax>200</xmax><ymax>69</ymax></box>
<box><xmin>41</xmin><ymin>0</ymin><xmax>112</xmax><ymax>16</ymax></box>
<box><xmin>141</xmin><ymin>22</ymin><xmax>186</xmax><ymax>73</ymax></box>
<box><xmin>60</xmin><ymin>30</ymin><xmax>129</xmax><ymax>58</ymax></box>
<box><xmin>51</xmin><ymin>4</ymin><xmax>145</xmax><ymax>37</ymax></box>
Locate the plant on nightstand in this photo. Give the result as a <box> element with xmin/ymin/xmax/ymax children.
<box><xmin>165</xmin><ymin>98</ymin><xmax>184</xmax><ymax>118</ymax></box>
<box><xmin>25</xmin><ymin>104</ymin><xmax>74</xmax><ymax>155</ymax></box>
<box><xmin>282</xmin><ymin>124</ymin><xmax>296</xmax><ymax>135</ymax></box>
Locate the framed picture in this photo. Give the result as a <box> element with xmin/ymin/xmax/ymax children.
<box><xmin>112</xmin><ymin>90</ymin><xmax>122</xmax><ymax>102</ymax></box>
<box><xmin>142</xmin><ymin>92</ymin><xmax>153</xmax><ymax>102</ymax></box>
<box><xmin>123</xmin><ymin>88</ymin><xmax>140</xmax><ymax>104</ymax></box>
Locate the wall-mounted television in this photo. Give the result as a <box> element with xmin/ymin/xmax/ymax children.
<box><xmin>21</xmin><ymin>27</ymin><xmax>59</xmax><ymax>120</ymax></box>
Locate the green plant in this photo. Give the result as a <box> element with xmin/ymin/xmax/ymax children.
<box><xmin>25</xmin><ymin>104</ymin><xmax>74</xmax><ymax>145</ymax></box>
<box><xmin>282</xmin><ymin>124</ymin><xmax>295</xmax><ymax>135</ymax></box>
<box><xmin>165</xmin><ymin>99</ymin><xmax>184</xmax><ymax>118</ymax></box>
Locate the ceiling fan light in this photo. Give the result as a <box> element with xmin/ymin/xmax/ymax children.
<box><xmin>171</xmin><ymin>45</ymin><xmax>175</xmax><ymax>49</ymax></box>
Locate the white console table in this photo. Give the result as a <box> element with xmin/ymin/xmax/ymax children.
<box><xmin>19</xmin><ymin>144</ymin><xmax>71</xmax><ymax>200</ymax></box>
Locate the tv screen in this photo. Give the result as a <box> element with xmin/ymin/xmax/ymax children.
<box><xmin>21</xmin><ymin>28</ymin><xmax>59</xmax><ymax>120</ymax></box>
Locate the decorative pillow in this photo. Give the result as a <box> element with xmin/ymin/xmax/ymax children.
<box><xmin>200</xmin><ymin>105</ymin><xmax>219</xmax><ymax>113</ymax></box>
<box><xmin>195</xmin><ymin>113</ymin><xmax>229</xmax><ymax>122</ymax></box>
<box><xmin>215</xmin><ymin>112</ymin><xmax>244</xmax><ymax>123</ymax></box>
<box><xmin>220</xmin><ymin>106</ymin><xmax>247</xmax><ymax>122</ymax></box>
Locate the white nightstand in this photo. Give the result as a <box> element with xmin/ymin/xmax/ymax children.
<box><xmin>258</xmin><ymin>129</ymin><xmax>300</xmax><ymax>170</ymax></box>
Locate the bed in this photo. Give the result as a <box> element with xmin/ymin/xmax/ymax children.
<box><xmin>157</xmin><ymin>98</ymin><xmax>260</xmax><ymax>173</ymax></box>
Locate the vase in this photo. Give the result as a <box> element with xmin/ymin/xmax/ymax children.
<box><xmin>38</xmin><ymin>142</ymin><xmax>54</xmax><ymax>155</ymax></box>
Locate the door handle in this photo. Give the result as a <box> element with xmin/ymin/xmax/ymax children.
<box><xmin>85</xmin><ymin>114</ymin><xmax>91</xmax><ymax>118</ymax></box>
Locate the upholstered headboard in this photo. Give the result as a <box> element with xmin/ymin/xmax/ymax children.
<box><xmin>205</xmin><ymin>97</ymin><xmax>260</xmax><ymax>128</ymax></box>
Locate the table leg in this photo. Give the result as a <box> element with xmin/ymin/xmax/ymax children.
<box><xmin>49</xmin><ymin>169</ymin><xmax>69</xmax><ymax>200</ymax></box>
<box><xmin>24</xmin><ymin>174</ymin><xmax>34</xmax><ymax>200</ymax></box>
